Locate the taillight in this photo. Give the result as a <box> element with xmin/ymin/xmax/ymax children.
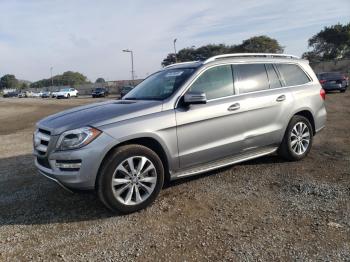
<box><xmin>319</xmin><ymin>79</ymin><xmax>327</xmax><ymax>84</ymax></box>
<box><xmin>320</xmin><ymin>88</ymin><xmax>326</xmax><ymax>100</ymax></box>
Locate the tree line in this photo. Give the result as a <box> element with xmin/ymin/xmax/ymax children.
<box><xmin>29</xmin><ymin>71</ymin><xmax>90</xmax><ymax>88</ymax></box>
<box><xmin>1</xmin><ymin>22</ymin><xmax>349</xmax><ymax>90</ymax></box>
<box><xmin>161</xmin><ymin>35</ymin><xmax>284</xmax><ymax>66</ymax></box>
<box><xmin>162</xmin><ymin>22</ymin><xmax>350</xmax><ymax>66</ymax></box>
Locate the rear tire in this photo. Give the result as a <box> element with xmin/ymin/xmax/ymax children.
<box><xmin>278</xmin><ymin>115</ymin><xmax>313</xmax><ymax>161</ymax></box>
<box><xmin>97</xmin><ymin>144</ymin><xmax>164</xmax><ymax>214</ymax></box>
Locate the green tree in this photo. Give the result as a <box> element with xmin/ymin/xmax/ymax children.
<box><xmin>0</xmin><ymin>74</ymin><xmax>18</xmax><ymax>89</ymax></box>
<box><xmin>302</xmin><ymin>22</ymin><xmax>350</xmax><ymax>62</ymax></box>
<box><xmin>30</xmin><ymin>71</ymin><xmax>89</xmax><ymax>88</ymax></box>
<box><xmin>95</xmin><ymin>77</ymin><xmax>106</xmax><ymax>83</ymax></box>
<box><xmin>19</xmin><ymin>82</ymin><xmax>28</xmax><ymax>90</ymax></box>
<box><xmin>161</xmin><ymin>53</ymin><xmax>177</xmax><ymax>67</ymax></box>
<box><xmin>161</xmin><ymin>36</ymin><xmax>284</xmax><ymax>67</ymax></box>
<box><xmin>239</xmin><ymin>36</ymin><xmax>284</xmax><ymax>53</ymax></box>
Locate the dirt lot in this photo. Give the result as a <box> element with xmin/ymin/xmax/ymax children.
<box><xmin>0</xmin><ymin>94</ymin><xmax>349</xmax><ymax>261</ymax></box>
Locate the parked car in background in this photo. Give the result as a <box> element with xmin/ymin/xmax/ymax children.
<box><xmin>34</xmin><ymin>53</ymin><xmax>326</xmax><ymax>214</ymax></box>
<box><xmin>92</xmin><ymin>87</ymin><xmax>109</xmax><ymax>98</ymax></box>
<box><xmin>3</xmin><ymin>91</ymin><xmax>18</xmax><ymax>98</ymax></box>
<box><xmin>120</xmin><ymin>86</ymin><xmax>134</xmax><ymax>98</ymax></box>
<box><xmin>32</xmin><ymin>92</ymin><xmax>43</xmax><ymax>98</ymax></box>
<box><xmin>56</xmin><ymin>88</ymin><xmax>78</xmax><ymax>99</ymax></box>
<box><xmin>41</xmin><ymin>91</ymin><xmax>51</xmax><ymax>98</ymax></box>
<box><xmin>317</xmin><ymin>72</ymin><xmax>348</xmax><ymax>93</ymax></box>
<box><xmin>51</xmin><ymin>90</ymin><xmax>59</xmax><ymax>98</ymax></box>
<box><xmin>18</xmin><ymin>92</ymin><xmax>27</xmax><ymax>98</ymax></box>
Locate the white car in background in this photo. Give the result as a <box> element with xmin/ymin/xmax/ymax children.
<box><xmin>56</xmin><ymin>88</ymin><xmax>79</xmax><ymax>99</ymax></box>
<box><xmin>32</xmin><ymin>91</ymin><xmax>43</xmax><ymax>98</ymax></box>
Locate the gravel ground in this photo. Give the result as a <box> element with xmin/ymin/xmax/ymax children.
<box><xmin>0</xmin><ymin>93</ymin><xmax>349</xmax><ymax>261</ymax></box>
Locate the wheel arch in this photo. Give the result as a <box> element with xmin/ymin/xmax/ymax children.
<box><xmin>293</xmin><ymin>109</ymin><xmax>316</xmax><ymax>135</ymax></box>
<box><xmin>95</xmin><ymin>136</ymin><xmax>171</xmax><ymax>189</ymax></box>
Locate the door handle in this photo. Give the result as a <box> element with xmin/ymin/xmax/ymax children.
<box><xmin>276</xmin><ymin>95</ymin><xmax>286</xmax><ymax>102</ymax></box>
<box><xmin>228</xmin><ymin>103</ymin><xmax>240</xmax><ymax>111</ymax></box>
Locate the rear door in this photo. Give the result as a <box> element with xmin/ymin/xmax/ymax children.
<box><xmin>232</xmin><ymin>63</ymin><xmax>295</xmax><ymax>150</ymax></box>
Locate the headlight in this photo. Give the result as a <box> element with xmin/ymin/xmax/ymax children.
<box><xmin>56</xmin><ymin>127</ymin><xmax>101</xmax><ymax>151</ymax></box>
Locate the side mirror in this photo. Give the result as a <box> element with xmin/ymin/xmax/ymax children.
<box><xmin>184</xmin><ymin>91</ymin><xmax>207</xmax><ymax>105</ymax></box>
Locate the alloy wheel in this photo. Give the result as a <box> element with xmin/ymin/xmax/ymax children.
<box><xmin>111</xmin><ymin>156</ymin><xmax>157</xmax><ymax>205</ymax></box>
<box><xmin>290</xmin><ymin>122</ymin><xmax>310</xmax><ymax>155</ymax></box>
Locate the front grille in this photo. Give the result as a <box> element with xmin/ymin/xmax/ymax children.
<box><xmin>37</xmin><ymin>157</ymin><xmax>51</xmax><ymax>169</ymax></box>
<box><xmin>34</xmin><ymin>128</ymin><xmax>51</xmax><ymax>155</ymax></box>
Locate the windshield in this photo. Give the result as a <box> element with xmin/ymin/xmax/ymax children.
<box><xmin>122</xmin><ymin>86</ymin><xmax>132</xmax><ymax>91</ymax></box>
<box><xmin>124</xmin><ymin>68</ymin><xmax>195</xmax><ymax>100</ymax></box>
<box><xmin>60</xmin><ymin>88</ymin><xmax>70</xmax><ymax>92</ymax></box>
<box><xmin>94</xmin><ymin>88</ymin><xmax>103</xmax><ymax>91</ymax></box>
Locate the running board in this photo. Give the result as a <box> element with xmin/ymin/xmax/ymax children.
<box><xmin>171</xmin><ymin>146</ymin><xmax>278</xmax><ymax>179</ymax></box>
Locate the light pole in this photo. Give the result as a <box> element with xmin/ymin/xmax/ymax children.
<box><xmin>173</xmin><ymin>38</ymin><xmax>177</xmax><ymax>63</ymax></box>
<box><xmin>50</xmin><ymin>66</ymin><xmax>53</xmax><ymax>92</ymax></box>
<box><xmin>122</xmin><ymin>49</ymin><xmax>135</xmax><ymax>85</ymax></box>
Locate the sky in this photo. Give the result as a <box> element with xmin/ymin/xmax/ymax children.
<box><xmin>0</xmin><ymin>0</ymin><xmax>349</xmax><ymax>82</ymax></box>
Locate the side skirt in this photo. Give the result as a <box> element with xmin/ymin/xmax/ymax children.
<box><xmin>170</xmin><ymin>146</ymin><xmax>278</xmax><ymax>180</ymax></box>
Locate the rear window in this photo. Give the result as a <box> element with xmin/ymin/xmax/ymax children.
<box><xmin>275</xmin><ymin>64</ymin><xmax>310</xmax><ymax>86</ymax></box>
<box><xmin>318</xmin><ymin>72</ymin><xmax>343</xmax><ymax>79</ymax></box>
<box><xmin>233</xmin><ymin>64</ymin><xmax>269</xmax><ymax>94</ymax></box>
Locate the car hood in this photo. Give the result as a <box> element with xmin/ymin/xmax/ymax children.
<box><xmin>37</xmin><ymin>100</ymin><xmax>163</xmax><ymax>135</ymax></box>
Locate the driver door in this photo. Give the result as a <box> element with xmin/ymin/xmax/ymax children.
<box><xmin>175</xmin><ymin>65</ymin><xmax>246</xmax><ymax>169</ymax></box>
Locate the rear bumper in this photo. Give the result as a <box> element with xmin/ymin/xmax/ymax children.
<box><xmin>322</xmin><ymin>83</ymin><xmax>346</xmax><ymax>91</ymax></box>
<box><xmin>314</xmin><ymin>104</ymin><xmax>327</xmax><ymax>135</ymax></box>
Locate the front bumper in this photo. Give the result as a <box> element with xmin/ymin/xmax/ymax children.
<box><xmin>34</xmin><ymin>132</ymin><xmax>117</xmax><ymax>190</ymax></box>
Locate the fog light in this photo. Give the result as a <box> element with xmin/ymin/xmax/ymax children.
<box><xmin>55</xmin><ymin>160</ymin><xmax>82</xmax><ymax>169</ymax></box>
<box><xmin>56</xmin><ymin>163</ymin><xmax>81</xmax><ymax>169</ymax></box>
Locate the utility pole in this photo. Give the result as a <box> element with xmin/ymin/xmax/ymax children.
<box><xmin>122</xmin><ymin>49</ymin><xmax>135</xmax><ymax>85</ymax></box>
<box><xmin>173</xmin><ymin>38</ymin><xmax>177</xmax><ymax>63</ymax></box>
<box><xmin>50</xmin><ymin>66</ymin><xmax>53</xmax><ymax>92</ymax></box>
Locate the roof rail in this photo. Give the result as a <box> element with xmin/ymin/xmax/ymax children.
<box><xmin>163</xmin><ymin>61</ymin><xmax>199</xmax><ymax>69</ymax></box>
<box><xmin>203</xmin><ymin>53</ymin><xmax>300</xmax><ymax>64</ymax></box>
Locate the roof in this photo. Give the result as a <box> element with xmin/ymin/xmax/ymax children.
<box><xmin>163</xmin><ymin>61</ymin><xmax>203</xmax><ymax>70</ymax></box>
<box><xmin>162</xmin><ymin>53</ymin><xmax>306</xmax><ymax>70</ymax></box>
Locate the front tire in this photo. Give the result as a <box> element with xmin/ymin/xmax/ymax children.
<box><xmin>278</xmin><ymin>115</ymin><xmax>313</xmax><ymax>161</ymax></box>
<box><xmin>97</xmin><ymin>145</ymin><xmax>164</xmax><ymax>214</ymax></box>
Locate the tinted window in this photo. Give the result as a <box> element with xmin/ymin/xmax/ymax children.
<box><xmin>266</xmin><ymin>64</ymin><xmax>282</xmax><ymax>89</ymax></box>
<box><xmin>233</xmin><ymin>64</ymin><xmax>269</xmax><ymax>94</ymax></box>
<box><xmin>318</xmin><ymin>72</ymin><xmax>343</xmax><ymax>79</ymax></box>
<box><xmin>189</xmin><ymin>65</ymin><xmax>234</xmax><ymax>100</ymax></box>
<box><xmin>275</xmin><ymin>64</ymin><xmax>310</xmax><ymax>86</ymax></box>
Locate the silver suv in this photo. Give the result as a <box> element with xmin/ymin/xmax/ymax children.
<box><xmin>33</xmin><ymin>53</ymin><xmax>327</xmax><ymax>213</ymax></box>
